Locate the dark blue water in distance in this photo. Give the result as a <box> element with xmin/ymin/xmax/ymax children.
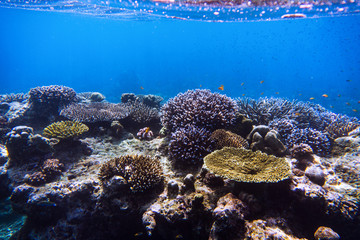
<box><xmin>0</xmin><ymin>6</ymin><xmax>359</xmax><ymax>118</ymax></box>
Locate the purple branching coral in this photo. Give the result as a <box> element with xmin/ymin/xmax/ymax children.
<box><xmin>169</xmin><ymin>125</ymin><xmax>215</xmax><ymax>165</ymax></box>
<box><xmin>161</xmin><ymin>89</ymin><xmax>238</xmax><ymax>133</ymax></box>
<box><xmin>29</xmin><ymin>85</ymin><xmax>76</xmax><ymax>107</ymax></box>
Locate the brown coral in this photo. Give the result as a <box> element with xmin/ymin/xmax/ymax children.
<box><xmin>325</xmin><ymin>121</ymin><xmax>360</xmax><ymax>139</ymax></box>
<box><xmin>43</xmin><ymin>121</ymin><xmax>89</xmax><ymax>139</ymax></box>
<box><xmin>99</xmin><ymin>155</ymin><xmax>163</xmax><ymax>193</ymax></box>
<box><xmin>210</xmin><ymin>129</ymin><xmax>249</xmax><ymax>149</ymax></box>
<box><xmin>203</xmin><ymin>147</ymin><xmax>290</xmax><ymax>183</ymax></box>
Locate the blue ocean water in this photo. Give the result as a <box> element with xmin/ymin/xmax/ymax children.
<box><xmin>0</xmin><ymin>3</ymin><xmax>360</xmax><ymax>117</ymax></box>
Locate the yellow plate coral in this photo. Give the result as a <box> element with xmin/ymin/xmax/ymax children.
<box><xmin>43</xmin><ymin>120</ymin><xmax>89</xmax><ymax>139</ymax></box>
<box><xmin>203</xmin><ymin>147</ymin><xmax>290</xmax><ymax>183</ymax></box>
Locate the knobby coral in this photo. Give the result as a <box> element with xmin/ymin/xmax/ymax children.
<box><xmin>43</xmin><ymin>121</ymin><xmax>89</xmax><ymax>139</ymax></box>
<box><xmin>203</xmin><ymin>147</ymin><xmax>290</xmax><ymax>183</ymax></box>
<box><xmin>29</xmin><ymin>85</ymin><xmax>76</xmax><ymax>107</ymax></box>
<box><xmin>161</xmin><ymin>89</ymin><xmax>238</xmax><ymax>132</ymax></box>
<box><xmin>99</xmin><ymin>155</ymin><xmax>163</xmax><ymax>193</ymax></box>
<box><xmin>210</xmin><ymin>129</ymin><xmax>249</xmax><ymax>149</ymax></box>
<box><xmin>169</xmin><ymin>125</ymin><xmax>214</xmax><ymax>165</ymax></box>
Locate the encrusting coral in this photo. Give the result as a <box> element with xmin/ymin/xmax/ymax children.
<box><xmin>43</xmin><ymin>121</ymin><xmax>89</xmax><ymax>139</ymax></box>
<box><xmin>203</xmin><ymin>147</ymin><xmax>291</xmax><ymax>183</ymax></box>
<box><xmin>210</xmin><ymin>129</ymin><xmax>249</xmax><ymax>149</ymax></box>
<box><xmin>99</xmin><ymin>155</ymin><xmax>163</xmax><ymax>193</ymax></box>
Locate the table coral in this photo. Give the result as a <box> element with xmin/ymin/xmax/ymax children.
<box><xmin>43</xmin><ymin>121</ymin><xmax>89</xmax><ymax>139</ymax></box>
<box><xmin>203</xmin><ymin>147</ymin><xmax>290</xmax><ymax>183</ymax></box>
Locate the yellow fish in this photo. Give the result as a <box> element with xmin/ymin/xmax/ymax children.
<box><xmin>134</xmin><ymin>232</ymin><xmax>143</xmax><ymax>237</ymax></box>
<box><xmin>309</xmin><ymin>97</ymin><xmax>315</xmax><ymax>100</ymax></box>
<box><xmin>260</xmin><ymin>80</ymin><xmax>264</xmax><ymax>84</ymax></box>
<box><xmin>218</xmin><ymin>85</ymin><xmax>224</xmax><ymax>91</ymax></box>
<box><xmin>322</xmin><ymin>94</ymin><xmax>328</xmax><ymax>98</ymax></box>
<box><xmin>294</xmin><ymin>112</ymin><xmax>301</xmax><ymax>116</ymax></box>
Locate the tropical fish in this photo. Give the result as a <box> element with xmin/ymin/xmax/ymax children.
<box><xmin>260</xmin><ymin>80</ymin><xmax>264</xmax><ymax>84</ymax></box>
<box><xmin>358</xmin><ymin>101</ymin><xmax>360</xmax><ymax>104</ymax></box>
<box><xmin>346</xmin><ymin>79</ymin><xmax>352</xmax><ymax>82</ymax></box>
<box><xmin>145</xmin><ymin>127</ymin><xmax>150</xmax><ymax>133</ymax></box>
<box><xmin>346</xmin><ymin>102</ymin><xmax>351</xmax><ymax>105</ymax></box>
<box><xmin>294</xmin><ymin>112</ymin><xmax>301</xmax><ymax>116</ymax></box>
<box><xmin>281</xmin><ymin>13</ymin><xmax>306</xmax><ymax>18</ymax></box>
<box><xmin>241</xmin><ymin>82</ymin><xmax>245</xmax><ymax>86</ymax></box>
<box><xmin>260</xmin><ymin>92</ymin><xmax>264</xmax><ymax>95</ymax></box>
<box><xmin>353</xmin><ymin>109</ymin><xmax>358</xmax><ymax>112</ymax></box>
<box><xmin>134</xmin><ymin>232</ymin><xmax>143</xmax><ymax>237</ymax></box>
<box><xmin>338</xmin><ymin>94</ymin><xmax>341</xmax><ymax>97</ymax></box>
<box><xmin>322</xmin><ymin>94</ymin><xmax>328</xmax><ymax>98</ymax></box>
<box><xmin>175</xmin><ymin>235</ymin><xmax>184</xmax><ymax>239</ymax></box>
<box><xmin>218</xmin><ymin>85</ymin><xmax>224</xmax><ymax>91</ymax></box>
<box><xmin>200</xmin><ymin>84</ymin><xmax>202</xmax><ymax>87</ymax></box>
<box><xmin>309</xmin><ymin>97</ymin><xmax>315</xmax><ymax>100</ymax></box>
<box><xmin>140</xmin><ymin>86</ymin><xmax>144</xmax><ymax>90</ymax></box>
<box><xmin>275</xmin><ymin>92</ymin><xmax>279</xmax><ymax>94</ymax></box>
<box><xmin>37</xmin><ymin>201</ymin><xmax>57</xmax><ymax>207</ymax></box>
<box><xmin>242</xmin><ymin>94</ymin><xmax>245</xmax><ymax>96</ymax></box>
<box><xmin>330</xmin><ymin>105</ymin><xmax>334</xmax><ymax>108</ymax></box>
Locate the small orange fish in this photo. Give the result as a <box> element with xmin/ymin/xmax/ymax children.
<box><xmin>275</xmin><ymin>92</ymin><xmax>279</xmax><ymax>94</ymax></box>
<box><xmin>218</xmin><ymin>85</ymin><xmax>224</xmax><ymax>91</ymax></box>
<box><xmin>338</xmin><ymin>94</ymin><xmax>341</xmax><ymax>97</ymax></box>
<box><xmin>294</xmin><ymin>112</ymin><xmax>301</xmax><ymax>116</ymax></box>
<box><xmin>260</xmin><ymin>92</ymin><xmax>264</xmax><ymax>95</ymax></box>
<box><xmin>260</xmin><ymin>80</ymin><xmax>264</xmax><ymax>84</ymax></box>
<box><xmin>322</xmin><ymin>94</ymin><xmax>328</xmax><ymax>98</ymax></box>
<box><xmin>242</xmin><ymin>94</ymin><xmax>245</xmax><ymax>96</ymax></box>
<box><xmin>200</xmin><ymin>84</ymin><xmax>202</xmax><ymax>87</ymax></box>
<box><xmin>330</xmin><ymin>105</ymin><xmax>334</xmax><ymax>108</ymax></box>
<box><xmin>353</xmin><ymin>109</ymin><xmax>358</xmax><ymax>112</ymax></box>
<box><xmin>358</xmin><ymin>101</ymin><xmax>360</xmax><ymax>104</ymax></box>
<box><xmin>241</xmin><ymin>82</ymin><xmax>245</xmax><ymax>86</ymax></box>
<box><xmin>346</xmin><ymin>102</ymin><xmax>351</xmax><ymax>106</ymax></box>
<box><xmin>140</xmin><ymin>86</ymin><xmax>144</xmax><ymax>90</ymax></box>
<box><xmin>145</xmin><ymin>127</ymin><xmax>150</xmax><ymax>133</ymax></box>
<box><xmin>310</xmin><ymin>97</ymin><xmax>315</xmax><ymax>100</ymax></box>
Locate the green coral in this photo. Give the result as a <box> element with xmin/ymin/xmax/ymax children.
<box><xmin>203</xmin><ymin>147</ymin><xmax>290</xmax><ymax>183</ymax></box>
<box><xmin>43</xmin><ymin>121</ymin><xmax>89</xmax><ymax>139</ymax></box>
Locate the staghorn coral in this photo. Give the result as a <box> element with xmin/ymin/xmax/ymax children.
<box><xmin>99</xmin><ymin>155</ymin><xmax>163</xmax><ymax>193</ymax></box>
<box><xmin>325</xmin><ymin>120</ymin><xmax>360</xmax><ymax>139</ymax></box>
<box><xmin>169</xmin><ymin>125</ymin><xmax>215</xmax><ymax>165</ymax></box>
<box><xmin>161</xmin><ymin>89</ymin><xmax>238</xmax><ymax>132</ymax></box>
<box><xmin>210</xmin><ymin>129</ymin><xmax>249</xmax><ymax>149</ymax></box>
<box><xmin>43</xmin><ymin>121</ymin><xmax>89</xmax><ymax>139</ymax></box>
<box><xmin>203</xmin><ymin>147</ymin><xmax>290</xmax><ymax>183</ymax></box>
<box><xmin>60</xmin><ymin>102</ymin><xmax>131</xmax><ymax>123</ymax></box>
<box><xmin>29</xmin><ymin>85</ymin><xmax>76</xmax><ymax>107</ymax></box>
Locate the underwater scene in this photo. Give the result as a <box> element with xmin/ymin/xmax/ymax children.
<box><xmin>1</xmin><ymin>0</ymin><xmax>360</xmax><ymax>239</ymax></box>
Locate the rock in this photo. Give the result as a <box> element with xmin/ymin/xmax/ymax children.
<box><xmin>89</xmin><ymin>92</ymin><xmax>105</xmax><ymax>102</ymax></box>
<box><xmin>248</xmin><ymin>126</ymin><xmax>287</xmax><ymax>156</ymax></box>
<box><xmin>305</xmin><ymin>165</ymin><xmax>326</xmax><ymax>186</ymax></box>
<box><xmin>167</xmin><ymin>180</ymin><xmax>179</xmax><ymax>198</ymax></box>
<box><xmin>332</xmin><ymin>136</ymin><xmax>360</xmax><ymax>155</ymax></box>
<box><xmin>183</xmin><ymin>174</ymin><xmax>195</xmax><ymax>192</ymax></box>
<box><xmin>314</xmin><ymin>226</ymin><xmax>340</xmax><ymax>240</ymax></box>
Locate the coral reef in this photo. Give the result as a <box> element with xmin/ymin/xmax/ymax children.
<box><xmin>210</xmin><ymin>129</ymin><xmax>249</xmax><ymax>149</ymax></box>
<box><xmin>248</xmin><ymin>125</ymin><xmax>287</xmax><ymax>156</ymax></box>
<box><xmin>60</xmin><ymin>102</ymin><xmax>131</xmax><ymax>123</ymax></box>
<box><xmin>25</xmin><ymin>159</ymin><xmax>64</xmax><ymax>186</ymax></box>
<box><xmin>121</xmin><ymin>93</ymin><xmax>163</xmax><ymax>109</ymax></box>
<box><xmin>124</xmin><ymin>100</ymin><xmax>160</xmax><ymax>125</ymax></box>
<box><xmin>204</xmin><ymin>147</ymin><xmax>291</xmax><ymax>183</ymax></box>
<box><xmin>5</xmin><ymin>126</ymin><xmax>54</xmax><ymax>165</ymax></box>
<box><xmin>137</xmin><ymin>127</ymin><xmax>154</xmax><ymax>140</ymax></box>
<box><xmin>99</xmin><ymin>155</ymin><xmax>163</xmax><ymax>193</ymax></box>
<box><xmin>161</xmin><ymin>89</ymin><xmax>238</xmax><ymax>132</ymax></box>
<box><xmin>169</xmin><ymin>125</ymin><xmax>214</xmax><ymax>165</ymax></box>
<box><xmin>43</xmin><ymin>121</ymin><xmax>89</xmax><ymax>139</ymax></box>
<box><xmin>76</xmin><ymin>92</ymin><xmax>105</xmax><ymax>103</ymax></box>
